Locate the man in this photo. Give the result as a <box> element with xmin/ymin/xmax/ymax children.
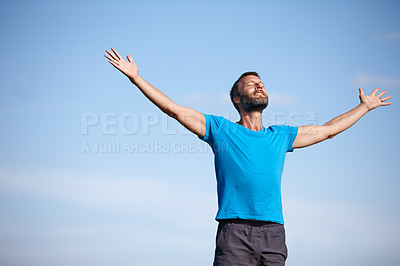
<box><xmin>104</xmin><ymin>48</ymin><xmax>392</xmax><ymax>266</ymax></box>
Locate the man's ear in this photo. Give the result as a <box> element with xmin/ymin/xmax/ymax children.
<box><xmin>233</xmin><ymin>96</ymin><xmax>240</xmax><ymax>104</ymax></box>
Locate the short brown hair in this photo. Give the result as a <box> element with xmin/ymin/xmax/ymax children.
<box><xmin>230</xmin><ymin>72</ymin><xmax>260</xmax><ymax>112</ymax></box>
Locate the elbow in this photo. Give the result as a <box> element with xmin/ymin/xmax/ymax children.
<box><xmin>323</xmin><ymin>125</ymin><xmax>336</xmax><ymax>139</ymax></box>
<box><xmin>165</xmin><ymin>109</ymin><xmax>178</xmax><ymax>119</ymax></box>
<box><xmin>164</xmin><ymin>105</ymin><xmax>179</xmax><ymax>120</ymax></box>
<box><xmin>326</xmin><ymin>129</ymin><xmax>338</xmax><ymax>139</ymax></box>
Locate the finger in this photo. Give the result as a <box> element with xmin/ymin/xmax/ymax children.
<box><xmin>381</xmin><ymin>95</ymin><xmax>392</xmax><ymax>102</ymax></box>
<box><xmin>359</xmin><ymin>88</ymin><xmax>364</xmax><ymax>96</ymax></box>
<box><xmin>109</xmin><ymin>60</ymin><xmax>120</xmax><ymax>69</ymax></box>
<box><xmin>371</xmin><ymin>87</ymin><xmax>379</xmax><ymax>96</ymax></box>
<box><xmin>381</xmin><ymin>101</ymin><xmax>392</xmax><ymax>106</ymax></box>
<box><xmin>111</xmin><ymin>48</ymin><xmax>122</xmax><ymax>60</ymax></box>
<box><xmin>106</xmin><ymin>50</ymin><xmax>119</xmax><ymax>61</ymax></box>
<box><xmin>104</xmin><ymin>54</ymin><xmax>118</xmax><ymax>63</ymax></box>
<box><xmin>377</xmin><ymin>90</ymin><xmax>387</xmax><ymax>98</ymax></box>
<box><xmin>127</xmin><ymin>54</ymin><xmax>133</xmax><ymax>63</ymax></box>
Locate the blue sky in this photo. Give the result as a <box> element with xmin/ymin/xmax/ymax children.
<box><xmin>0</xmin><ymin>0</ymin><xmax>399</xmax><ymax>265</ymax></box>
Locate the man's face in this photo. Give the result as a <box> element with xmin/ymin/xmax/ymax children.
<box><xmin>236</xmin><ymin>75</ymin><xmax>269</xmax><ymax>113</ymax></box>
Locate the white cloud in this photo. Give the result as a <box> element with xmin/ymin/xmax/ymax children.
<box><xmin>0</xmin><ymin>171</ymin><xmax>165</xmax><ymax>211</ymax></box>
<box><xmin>284</xmin><ymin>198</ymin><xmax>400</xmax><ymax>266</ymax></box>
<box><xmin>0</xmin><ymin>170</ymin><xmax>217</xmax><ymax>266</ymax></box>
<box><xmin>0</xmin><ymin>221</ymin><xmax>215</xmax><ymax>266</ymax></box>
<box><xmin>180</xmin><ymin>91</ymin><xmax>230</xmax><ymax>105</ymax></box>
<box><xmin>353</xmin><ymin>73</ymin><xmax>400</xmax><ymax>88</ymax></box>
<box><xmin>0</xmin><ymin>170</ymin><xmax>216</xmax><ymax>229</ymax></box>
<box><xmin>373</xmin><ymin>30</ymin><xmax>400</xmax><ymax>41</ymax></box>
<box><xmin>269</xmin><ymin>91</ymin><xmax>300</xmax><ymax>105</ymax></box>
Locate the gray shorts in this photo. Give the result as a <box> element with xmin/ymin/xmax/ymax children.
<box><xmin>213</xmin><ymin>219</ymin><xmax>288</xmax><ymax>266</ymax></box>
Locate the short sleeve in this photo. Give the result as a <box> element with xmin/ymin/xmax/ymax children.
<box><xmin>198</xmin><ymin>113</ymin><xmax>211</xmax><ymax>142</ymax></box>
<box><xmin>271</xmin><ymin>125</ymin><xmax>298</xmax><ymax>153</ymax></box>
<box><xmin>286</xmin><ymin>126</ymin><xmax>298</xmax><ymax>152</ymax></box>
<box><xmin>198</xmin><ymin>114</ymin><xmax>225</xmax><ymax>145</ymax></box>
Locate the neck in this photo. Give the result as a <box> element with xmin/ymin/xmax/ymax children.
<box><xmin>237</xmin><ymin>110</ymin><xmax>264</xmax><ymax>131</ymax></box>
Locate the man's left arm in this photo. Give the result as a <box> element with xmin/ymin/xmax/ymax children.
<box><xmin>292</xmin><ymin>88</ymin><xmax>392</xmax><ymax>149</ymax></box>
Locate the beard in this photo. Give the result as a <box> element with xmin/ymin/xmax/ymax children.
<box><xmin>239</xmin><ymin>93</ymin><xmax>269</xmax><ymax>113</ymax></box>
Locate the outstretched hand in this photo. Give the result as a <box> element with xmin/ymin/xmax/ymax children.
<box><xmin>359</xmin><ymin>88</ymin><xmax>392</xmax><ymax>111</ymax></box>
<box><xmin>104</xmin><ymin>48</ymin><xmax>139</xmax><ymax>80</ymax></box>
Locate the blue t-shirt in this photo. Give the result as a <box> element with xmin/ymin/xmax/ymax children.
<box><xmin>199</xmin><ymin>114</ymin><xmax>298</xmax><ymax>225</ymax></box>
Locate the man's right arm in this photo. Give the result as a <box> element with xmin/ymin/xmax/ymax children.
<box><xmin>105</xmin><ymin>48</ymin><xmax>206</xmax><ymax>138</ymax></box>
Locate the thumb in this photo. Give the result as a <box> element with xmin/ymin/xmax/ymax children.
<box><xmin>359</xmin><ymin>88</ymin><xmax>364</xmax><ymax>96</ymax></box>
<box><xmin>127</xmin><ymin>55</ymin><xmax>133</xmax><ymax>63</ymax></box>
